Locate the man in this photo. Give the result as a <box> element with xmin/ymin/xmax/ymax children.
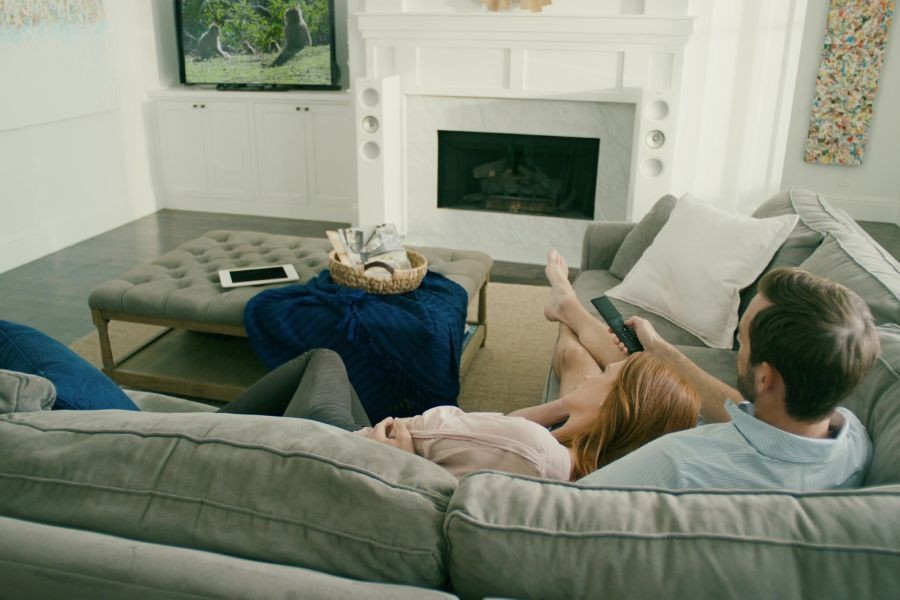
<box><xmin>542</xmin><ymin>250</ymin><xmax>880</xmax><ymax>489</ymax></box>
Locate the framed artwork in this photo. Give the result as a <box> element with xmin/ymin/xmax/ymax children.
<box><xmin>0</xmin><ymin>0</ymin><xmax>114</xmax><ymax>131</ymax></box>
<box><xmin>804</xmin><ymin>0</ymin><xmax>895</xmax><ymax>166</ymax></box>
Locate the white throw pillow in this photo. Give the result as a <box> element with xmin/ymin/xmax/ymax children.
<box><xmin>606</xmin><ymin>194</ymin><xmax>799</xmax><ymax>349</ymax></box>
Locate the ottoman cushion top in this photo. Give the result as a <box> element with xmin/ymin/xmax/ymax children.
<box><xmin>88</xmin><ymin>231</ymin><xmax>492</xmax><ymax>328</ymax></box>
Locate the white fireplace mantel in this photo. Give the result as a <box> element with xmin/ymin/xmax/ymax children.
<box><xmin>349</xmin><ymin>1</ymin><xmax>695</xmax><ymax>264</ymax></box>
<box><xmin>355</xmin><ymin>13</ymin><xmax>694</xmax><ymax>42</ymax></box>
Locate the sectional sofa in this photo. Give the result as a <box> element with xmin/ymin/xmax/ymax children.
<box><xmin>1</xmin><ymin>189</ymin><xmax>899</xmax><ymax>599</ymax></box>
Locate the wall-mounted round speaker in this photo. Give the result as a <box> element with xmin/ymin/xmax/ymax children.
<box><xmin>362</xmin><ymin>141</ymin><xmax>381</xmax><ymax>160</ymax></box>
<box><xmin>360</xmin><ymin>88</ymin><xmax>380</xmax><ymax>108</ymax></box>
<box><xmin>640</xmin><ymin>158</ymin><xmax>663</xmax><ymax>178</ymax></box>
<box><xmin>361</xmin><ymin>115</ymin><xmax>380</xmax><ymax>134</ymax></box>
<box><xmin>645</xmin><ymin>99</ymin><xmax>669</xmax><ymax>121</ymax></box>
<box><xmin>645</xmin><ymin>130</ymin><xmax>665</xmax><ymax>149</ymax></box>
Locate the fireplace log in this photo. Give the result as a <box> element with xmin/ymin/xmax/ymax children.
<box><xmin>473</xmin><ymin>158</ymin><xmax>509</xmax><ymax>179</ymax></box>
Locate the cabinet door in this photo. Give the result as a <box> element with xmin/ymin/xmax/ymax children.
<box><xmin>253</xmin><ymin>103</ymin><xmax>309</xmax><ymax>205</ymax></box>
<box><xmin>202</xmin><ymin>102</ymin><xmax>256</xmax><ymax>199</ymax></box>
<box><xmin>307</xmin><ymin>105</ymin><xmax>356</xmax><ymax>211</ymax></box>
<box><xmin>155</xmin><ymin>101</ymin><xmax>207</xmax><ymax>197</ymax></box>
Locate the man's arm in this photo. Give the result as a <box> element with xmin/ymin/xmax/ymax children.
<box><xmin>625</xmin><ymin>317</ymin><xmax>739</xmax><ymax>424</ymax></box>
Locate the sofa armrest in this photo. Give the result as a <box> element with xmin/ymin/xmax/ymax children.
<box><xmin>580</xmin><ymin>222</ymin><xmax>635</xmax><ymax>272</ymax></box>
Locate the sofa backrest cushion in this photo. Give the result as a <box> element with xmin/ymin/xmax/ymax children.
<box><xmin>608</xmin><ymin>194</ymin><xmax>677</xmax><ymax>279</ymax></box>
<box><xmin>800</xmin><ymin>233</ymin><xmax>900</xmax><ymax>326</ymax></box>
<box><xmin>750</xmin><ymin>188</ymin><xmax>900</xmax><ymax>325</ymax></box>
<box><xmin>842</xmin><ymin>324</ymin><xmax>900</xmax><ymax>486</ymax></box>
<box><xmin>444</xmin><ymin>472</ymin><xmax>900</xmax><ymax>600</ymax></box>
<box><xmin>0</xmin><ymin>410</ymin><xmax>458</xmax><ymax>589</ymax></box>
<box><xmin>0</xmin><ymin>320</ymin><xmax>138</xmax><ymax>411</ymax></box>
<box><xmin>739</xmin><ymin>188</ymin><xmax>827</xmax><ymax>313</ymax></box>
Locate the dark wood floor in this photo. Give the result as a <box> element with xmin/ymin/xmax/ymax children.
<box><xmin>0</xmin><ymin>209</ymin><xmax>564</xmax><ymax>345</ymax></box>
<box><xmin>1</xmin><ymin>209</ymin><xmax>896</xmax><ymax>345</ymax></box>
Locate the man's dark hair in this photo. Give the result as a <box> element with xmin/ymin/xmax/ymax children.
<box><xmin>750</xmin><ymin>267</ymin><xmax>880</xmax><ymax>421</ymax></box>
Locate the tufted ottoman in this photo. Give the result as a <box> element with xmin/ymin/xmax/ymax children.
<box><xmin>88</xmin><ymin>231</ymin><xmax>493</xmax><ymax>401</ymax></box>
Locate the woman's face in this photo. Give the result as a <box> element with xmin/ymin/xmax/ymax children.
<box><xmin>562</xmin><ymin>359</ymin><xmax>626</xmax><ymax>421</ymax></box>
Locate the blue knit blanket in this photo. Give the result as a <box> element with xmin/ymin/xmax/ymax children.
<box><xmin>243</xmin><ymin>271</ymin><xmax>468</xmax><ymax>423</ymax></box>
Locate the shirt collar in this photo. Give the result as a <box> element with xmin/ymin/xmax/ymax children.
<box><xmin>725</xmin><ymin>400</ymin><xmax>849</xmax><ymax>463</ymax></box>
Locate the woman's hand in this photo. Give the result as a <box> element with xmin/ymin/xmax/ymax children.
<box><xmin>368</xmin><ymin>417</ymin><xmax>415</xmax><ymax>454</ymax></box>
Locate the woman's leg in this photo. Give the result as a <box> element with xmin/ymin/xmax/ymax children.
<box><xmin>217</xmin><ymin>349</ymin><xmax>371</xmax><ymax>431</ymax></box>
<box><xmin>544</xmin><ymin>250</ymin><xmax>628</xmax><ymax>368</ymax></box>
<box><xmin>552</xmin><ymin>323</ymin><xmax>603</xmax><ymax>397</ymax></box>
<box><xmin>280</xmin><ymin>349</ymin><xmax>372</xmax><ymax>430</ymax></box>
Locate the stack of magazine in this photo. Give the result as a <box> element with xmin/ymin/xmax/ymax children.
<box><xmin>327</xmin><ymin>223</ymin><xmax>412</xmax><ymax>279</ymax></box>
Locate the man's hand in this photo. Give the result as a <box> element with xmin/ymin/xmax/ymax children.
<box><xmin>616</xmin><ymin>315</ymin><xmax>736</xmax><ymax>424</ymax></box>
<box><xmin>368</xmin><ymin>417</ymin><xmax>415</xmax><ymax>454</ymax></box>
<box><xmin>608</xmin><ymin>316</ymin><xmax>669</xmax><ymax>355</ymax></box>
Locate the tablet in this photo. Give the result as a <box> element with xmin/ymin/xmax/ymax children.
<box><xmin>218</xmin><ymin>264</ymin><xmax>300</xmax><ymax>288</ymax></box>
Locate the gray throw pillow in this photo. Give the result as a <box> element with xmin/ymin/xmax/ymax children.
<box><xmin>0</xmin><ymin>369</ymin><xmax>56</xmax><ymax>413</ymax></box>
<box><xmin>608</xmin><ymin>194</ymin><xmax>677</xmax><ymax>279</ymax></box>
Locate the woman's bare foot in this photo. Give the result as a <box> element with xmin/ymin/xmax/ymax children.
<box><xmin>544</xmin><ymin>250</ymin><xmax>578</xmax><ymax>322</ymax></box>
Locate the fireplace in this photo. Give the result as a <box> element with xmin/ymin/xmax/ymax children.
<box><xmin>437</xmin><ymin>131</ymin><xmax>600</xmax><ymax>219</ymax></box>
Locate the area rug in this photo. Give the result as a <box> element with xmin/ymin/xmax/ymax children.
<box><xmin>68</xmin><ymin>282</ymin><xmax>559</xmax><ymax>414</ymax></box>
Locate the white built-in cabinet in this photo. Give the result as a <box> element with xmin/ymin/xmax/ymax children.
<box><xmin>150</xmin><ymin>90</ymin><xmax>357</xmax><ymax>223</ymax></box>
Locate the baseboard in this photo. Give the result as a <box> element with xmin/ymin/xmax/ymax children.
<box><xmin>824</xmin><ymin>193</ymin><xmax>900</xmax><ymax>226</ymax></box>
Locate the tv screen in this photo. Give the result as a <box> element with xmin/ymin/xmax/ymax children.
<box><xmin>175</xmin><ymin>0</ymin><xmax>338</xmax><ymax>90</ymax></box>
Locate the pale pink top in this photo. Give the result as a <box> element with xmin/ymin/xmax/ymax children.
<box><xmin>357</xmin><ymin>406</ymin><xmax>572</xmax><ymax>480</ymax></box>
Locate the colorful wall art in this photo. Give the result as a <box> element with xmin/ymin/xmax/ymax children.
<box><xmin>804</xmin><ymin>0</ymin><xmax>895</xmax><ymax>166</ymax></box>
<box><xmin>0</xmin><ymin>0</ymin><xmax>113</xmax><ymax>131</ymax></box>
<box><xmin>1</xmin><ymin>0</ymin><xmax>104</xmax><ymax>29</ymax></box>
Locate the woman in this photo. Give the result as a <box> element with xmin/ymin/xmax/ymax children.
<box><xmin>218</xmin><ymin>347</ymin><xmax>700</xmax><ymax>482</ymax></box>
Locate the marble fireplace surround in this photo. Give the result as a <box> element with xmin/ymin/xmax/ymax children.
<box><xmin>351</xmin><ymin>0</ymin><xmax>695</xmax><ymax>264</ymax></box>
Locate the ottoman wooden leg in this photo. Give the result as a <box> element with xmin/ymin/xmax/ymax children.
<box><xmin>91</xmin><ymin>310</ymin><xmax>116</xmax><ymax>374</ymax></box>
<box><xmin>477</xmin><ymin>278</ymin><xmax>488</xmax><ymax>346</ymax></box>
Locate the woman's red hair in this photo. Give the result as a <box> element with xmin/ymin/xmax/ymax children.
<box><xmin>557</xmin><ymin>352</ymin><xmax>701</xmax><ymax>480</ymax></box>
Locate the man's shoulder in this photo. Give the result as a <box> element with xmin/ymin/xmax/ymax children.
<box><xmin>577</xmin><ymin>425</ymin><xmax>743</xmax><ymax>488</ymax></box>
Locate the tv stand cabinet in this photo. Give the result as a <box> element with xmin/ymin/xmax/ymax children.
<box><xmin>149</xmin><ymin>89</ymin><xmax>357</xmax><ymax>223</ymax></box>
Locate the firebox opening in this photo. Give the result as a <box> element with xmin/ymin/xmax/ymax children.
<box><xmin>437</xmin><ymin>130</ymin><xmax>600</xmax><ymax>219</ymax></box>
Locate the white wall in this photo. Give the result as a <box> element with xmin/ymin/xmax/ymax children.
<box><xmin>780</xmin><ymin>0</ymin><xmax>900</xmax><ymax>224</ymax></box>
<box><xmin>0</xmin><ymin>1</ymin><xmax>166</xmax><ymax>275</ymax></box>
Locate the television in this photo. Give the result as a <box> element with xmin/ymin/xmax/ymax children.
<box><xmin>175</xmin><ymin>0</ymin><xmax>339</xmax><ymax>90</ymax></box>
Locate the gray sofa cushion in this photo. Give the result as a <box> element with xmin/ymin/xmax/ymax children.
<box><xmin>0</xmin><ymin>410</ymin><xmax>458</xmax><ymax>589</ymax></box>
<box><xmin>751</xmin><ymin>188</ymin><xmax>827</xmax><ymax>264</ymax></box>
<box><xmin>800</xmin><ymin>233</ymin><xmax>900</xmax><ymax>326</ymax></box>
<box><xmin>842</xmin><ymin>325</ymin><xmax>900</xmax><ymax>486</ymax></box>
<box><xmin>124</xmin><ymin>389</ymin><xmax>218</xmax><ymax>412</ymax></box>
<box><xmin>0</xmin><ymin>369</ymin><xmax>55</xmax><ymax>413</ymax></box>
<box><xmin>445</xmin><ymin>472</ymin><xmax>900</xmax><ymax>600</ymax></box>
<box><xmin>608</xmin><ymin>194</ymin><xmax>677</xmax><ymax>279</ymax></box>
<box><xmin>740</xmin><ymin>188</ymin><xmax>828</xmax><ymax>313</ymax></box>
<box><xmin>0</xmin><ymin>515</ymin><xmax>457</xmax><ymax>600</ymax></box>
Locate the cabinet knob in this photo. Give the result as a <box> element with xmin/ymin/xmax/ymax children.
<box><xmin>200</xmin><ymin>104</ymin><xmax>206</xmax><ymax>108</ymax></box>
<box><xmin>296</xmin><ymin>106</ymin><xmax>301</xmax><ymax>111</ymax></box>
<box><xmin>304</xmin><ymin>107</ymin><xmax>310</xmax><ymax>112</ymax></box>
<box><xmin>192</xmin><ymin>104</ymin><xmax>197</xmax><ymax>108</ymax></box>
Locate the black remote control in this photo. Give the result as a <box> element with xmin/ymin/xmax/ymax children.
<box><xmin>590</xmin><ymin>295</ymin><xmax>644</xmax><ymax>353</ymax></box>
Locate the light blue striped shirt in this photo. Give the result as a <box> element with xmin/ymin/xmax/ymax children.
<box><xmin>578</xmin><ymin>401</ymin><xmax>871</xmax><ymax>490</ymax></box>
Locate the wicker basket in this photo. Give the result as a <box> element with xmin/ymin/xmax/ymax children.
<box><xmin>328</xmin><ymin>250</ymin><xmax>428</xmax><ymax>294</ymax></box>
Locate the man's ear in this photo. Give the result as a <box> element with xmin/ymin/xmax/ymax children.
<box><xmin>756</xmin><ymin>361</ymin><xmax>784</xmax><ymax>395</ymax></box>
